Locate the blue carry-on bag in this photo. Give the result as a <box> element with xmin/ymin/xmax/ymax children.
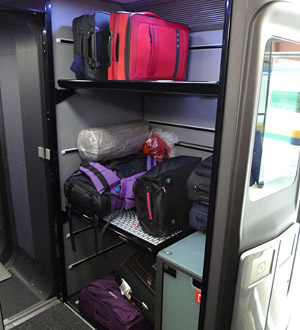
<box><xmin>70</xmin><ymin>11</ymin><xmax>110</xmax><ymax>80</ymax></box>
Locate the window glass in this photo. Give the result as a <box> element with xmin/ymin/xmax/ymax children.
<box><xmin>249</xmin><ymin>39</ymin><xmax>300</xmax><ymax>201</ymax></box>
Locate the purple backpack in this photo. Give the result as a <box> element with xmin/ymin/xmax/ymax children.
<box><xmin>79</xmin><ymin>274</ymin><xmax>152</xmax><ymax>330</ymax></box>
<box><xmin>78</xmin><ymin>155</ymin><xmax>157</xmax><ymax>212</ymax></box>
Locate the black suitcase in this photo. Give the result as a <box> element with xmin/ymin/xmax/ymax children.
<box><xmin>133</xmin><ymin>156</ymin><xmax>201</xmax><ymax>237</ymax></box>
<box><xmin>70</xmin><ymin>11</ymin><xmax>110</xmax><ymax>80</ymax></box>
<box><xmin>116</xmin><ymin>251</ymin><xmax>156</xmax><ymax>324</ymax></box>
<box><xmin>187</xmin><ymin>155</ymin><xmax>212</xmax><ymax>205</ymax></box>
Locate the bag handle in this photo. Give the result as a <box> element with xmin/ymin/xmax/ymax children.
<box><xmin>87</xmin><ymin>29</ymin><xmax>96</xmax><ymax>69</ymax></box>
<box><xmin>116</xmin><ymin>11</ymin><xmax>162</xmax><ymax>19</ymax></box>
<box><xmin>107</xmin><ymin>29</ymin><xmax>113</xmax><ymax>67</ymax></box>
<box><xmin>137</xmin><ymin>12</ymin><xmax>162</xmax><ymax>19</ymax></box>
<box><xmin>111</xmin><ymin>31</ymin><xmax>120</xmax><ymax>63</ymax></box>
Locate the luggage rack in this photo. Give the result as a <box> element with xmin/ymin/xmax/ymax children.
<box><xmin>66</xmin><ymin>208</ymin><xmax>193</xmax><ymax>269</ymax></box>
<box><xmin>57</xmin><ymin>79</ymin><xmax>219</xmax><ymax>96</ymax></box>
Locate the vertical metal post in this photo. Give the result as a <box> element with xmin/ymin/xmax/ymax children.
<box><xmin>0</xmin><ymin>302</ymin><xmax>4</xmax><ymax>330</ymax></box>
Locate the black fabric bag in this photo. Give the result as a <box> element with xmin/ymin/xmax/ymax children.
<box><xmin>70</xmin><ymin>11</ymin><xmax>110</xmax><ymax>80</ymax></box>
<box><xmin>187</xmin><ymin>155</ymin><xmax>212</xmax><ymax>205</ymax></box>
<box><xmin>64</xmin><ymin>173</ymin><xmax>110</xmax><ymax>218</ymax></box>
<box><xmin>133</xmin><ymin>156</ymin><xmax>201</xmax><ymax>237</ymax></box>
<box><xmin>103</xmin><ymin>153</ymin><xmax>155</xmax><ymax>179</ymax></box>
<box><xmin>116</xmin><ymin>251</ymin><xmax>156</xmax><ymax>324</ymax></box>
<box><xmin>64</xmin><ymin>154</ymin><xmax>154</xmax><ymax>218</ymax></box>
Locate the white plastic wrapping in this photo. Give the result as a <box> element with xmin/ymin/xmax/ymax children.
<box><xmin>77</xmin><ymin>120</ymin><xmax>149</xmax><ymax>161</ymax></box>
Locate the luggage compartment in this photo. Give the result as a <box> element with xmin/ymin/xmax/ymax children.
<box><xmin>51</xmin><ymin>0</ymin><xmax>226</xmax><ymax>328</ymax></box>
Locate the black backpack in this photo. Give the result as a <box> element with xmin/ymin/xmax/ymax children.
<box><xmin>133</xmin><ymin>156</ymin><xmax>201</xmax><ymax>237</ymax></box>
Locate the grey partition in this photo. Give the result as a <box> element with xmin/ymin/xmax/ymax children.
<box><xmin>156</xmin><ymin>232</ymin><xmax>206</xmax><ymax>330</ymax></box>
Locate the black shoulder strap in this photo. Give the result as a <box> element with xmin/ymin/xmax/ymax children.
<box><xmin>81</xmin><ymin>162</ymin><xmax>110</xmax><ymax>192</ymax></box>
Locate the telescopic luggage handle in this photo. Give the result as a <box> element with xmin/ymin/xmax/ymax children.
<box><xmin>116</xmin><ymin>11</ymin><xmax>162</xmax><ymax>19</ymax></box>
<box><xmin>138</xmin><ymin>12</ymin><xmax>162</xmax><ymax>19</ymax></box>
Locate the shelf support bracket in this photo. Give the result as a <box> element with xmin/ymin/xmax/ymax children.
<box><xmin>54</xmin><ymin>88</ymin><xmax>75</xmax><ymax>105</ymax></box>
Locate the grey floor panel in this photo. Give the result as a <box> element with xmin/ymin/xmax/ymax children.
<box><xmin>12</xmin><ymin>303</ymin><xmax>93</xmax><ymax>330</ymax></box>
<box><xmin>0</xmin><ymin>273</ymin><xmax>39</xmax><ymax>319</ymax></box>
<box><xmin>0</xmin><ymin>263</ymin><xmax>11</xmax><ymax>282</ymax></box>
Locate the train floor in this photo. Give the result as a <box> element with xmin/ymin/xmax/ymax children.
<box><xmin>7</xmin><ymin>300</ymin><xmax>92</xmax><ymax>330</ymax></box>
<box><xmin>0</xmin><ymin>267</ymin><xmax>40</xmax><ymax>320</ymax></box>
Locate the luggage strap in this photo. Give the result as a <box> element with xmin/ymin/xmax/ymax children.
<box><xmin>79</xmin><ymin>162</ymin><xmax>120</xmax><ymax>195</ymax></box>
<box><xmin>119</xmin><ymin>278</ymin><xmax>149</xmax><ymax>311</ymax></box>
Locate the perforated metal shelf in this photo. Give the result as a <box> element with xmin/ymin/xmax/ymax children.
<box><xmin>102</xmin><ymin>209</ymin><xmax>193</xmax><ymax>252</ymax></box>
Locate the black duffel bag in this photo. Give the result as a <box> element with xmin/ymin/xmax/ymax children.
<box><xmin>64</xmin><ymin>153</ymin><xmax>156</xmax><ymax>219</ymax></box>
<box><xmin>133</xmin><ymin>156</ymin><xmax>201</xmax><ymax>237</ymax></box>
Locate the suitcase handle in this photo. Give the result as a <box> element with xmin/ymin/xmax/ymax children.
<box><xmin>116</xmin><ymin>11</ymin><xmax>162</xmax><ymax>19</ymax></box>
<box><xmin>87</xmin><ymin>30</ymin><xmax>96</xmax><ymax>69</ymax></box>
<box><xmin>107</xmin><ymin>29</ymin><xmax>112</xmax><ymax>67</ymax></box>
<box><xmin>138</xmin><ymin>12</ymin><xmax>162</xmax><ymax>19</ymax></box>
<box><xmin>111</xmin><ymin>31</ymin><xmax>120</xmax><ymax>63</ymax></box>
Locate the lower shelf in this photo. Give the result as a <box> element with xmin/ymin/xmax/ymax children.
<box><xmin>103</xmin><ymin>209</ymin><xmax>192</xmax><ymax>252</ymax></box>
<box><xmin>70</xmin><ymin>208</ymin><xmax>194</xmax><ymax>253</ymax></box>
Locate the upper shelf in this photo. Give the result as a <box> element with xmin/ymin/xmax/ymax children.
<box><xmin>57</xmin><ymin>79</ymin><xmax>219</xmax><ymax>96</ymax></box>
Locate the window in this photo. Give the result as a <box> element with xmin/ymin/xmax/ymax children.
<box><xmin>249</xmin><ymin>39</ymin><xmax>300</xmax><ymax>201</ymax></box>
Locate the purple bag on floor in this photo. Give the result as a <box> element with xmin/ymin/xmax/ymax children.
<box><xmin>79</xmin><ymin>274</ymin><xmax>152</xmax><ymax>330</ymax></box>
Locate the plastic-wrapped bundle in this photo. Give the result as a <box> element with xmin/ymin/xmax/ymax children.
<box><xmin>77</xmin><ymin>120</ymin><xmax>149</xmax><ymax>161</ymax></box>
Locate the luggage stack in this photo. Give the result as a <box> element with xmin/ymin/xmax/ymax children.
<box><xmin>65</xmin><ymin>120</ymin><xmax>202</xmax><ymax>240</ymax></box>
<box><xmin>78</xmin><ymin>250</ymin><xmax>156</xmax><ymax>330</ymax></box>
<box><xmin>70</xmin><ymin>10</ymin><xmax>190</xmax><ymax>81</ymax></box>
<box><xmin>54</xmin><ymin>3</ymin><xmax>223</xmax><ymax>330</ymax></box>
<box><xmin>64</xmin><ymin>153</ymin><xmax>157</xmax><ymax>220</ymax></box>
<box><xmin>64</xmin><ymin>132</ymin><xmax>204</xmax><ymax>328</ymax></box>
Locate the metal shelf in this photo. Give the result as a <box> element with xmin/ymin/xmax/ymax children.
<box><xmin>68</xmin><ymin>208</ymin><xmax>194</xmax><ymax>255</ymax></box>
<box><xmin>102</xmin><ymin>209</ymin><xmax>194</xmax><ymax>252</ymax></box>
<box><xmin>57</xmin><ymin>79</ymin><xmax>219</xmax><ymax>96</ymax></box>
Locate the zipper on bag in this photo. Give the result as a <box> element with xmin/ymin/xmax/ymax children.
<box><xmin>146</xmin><ymin>192</ymin><xmax>152</xmax><ymax>220</ymax></box>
